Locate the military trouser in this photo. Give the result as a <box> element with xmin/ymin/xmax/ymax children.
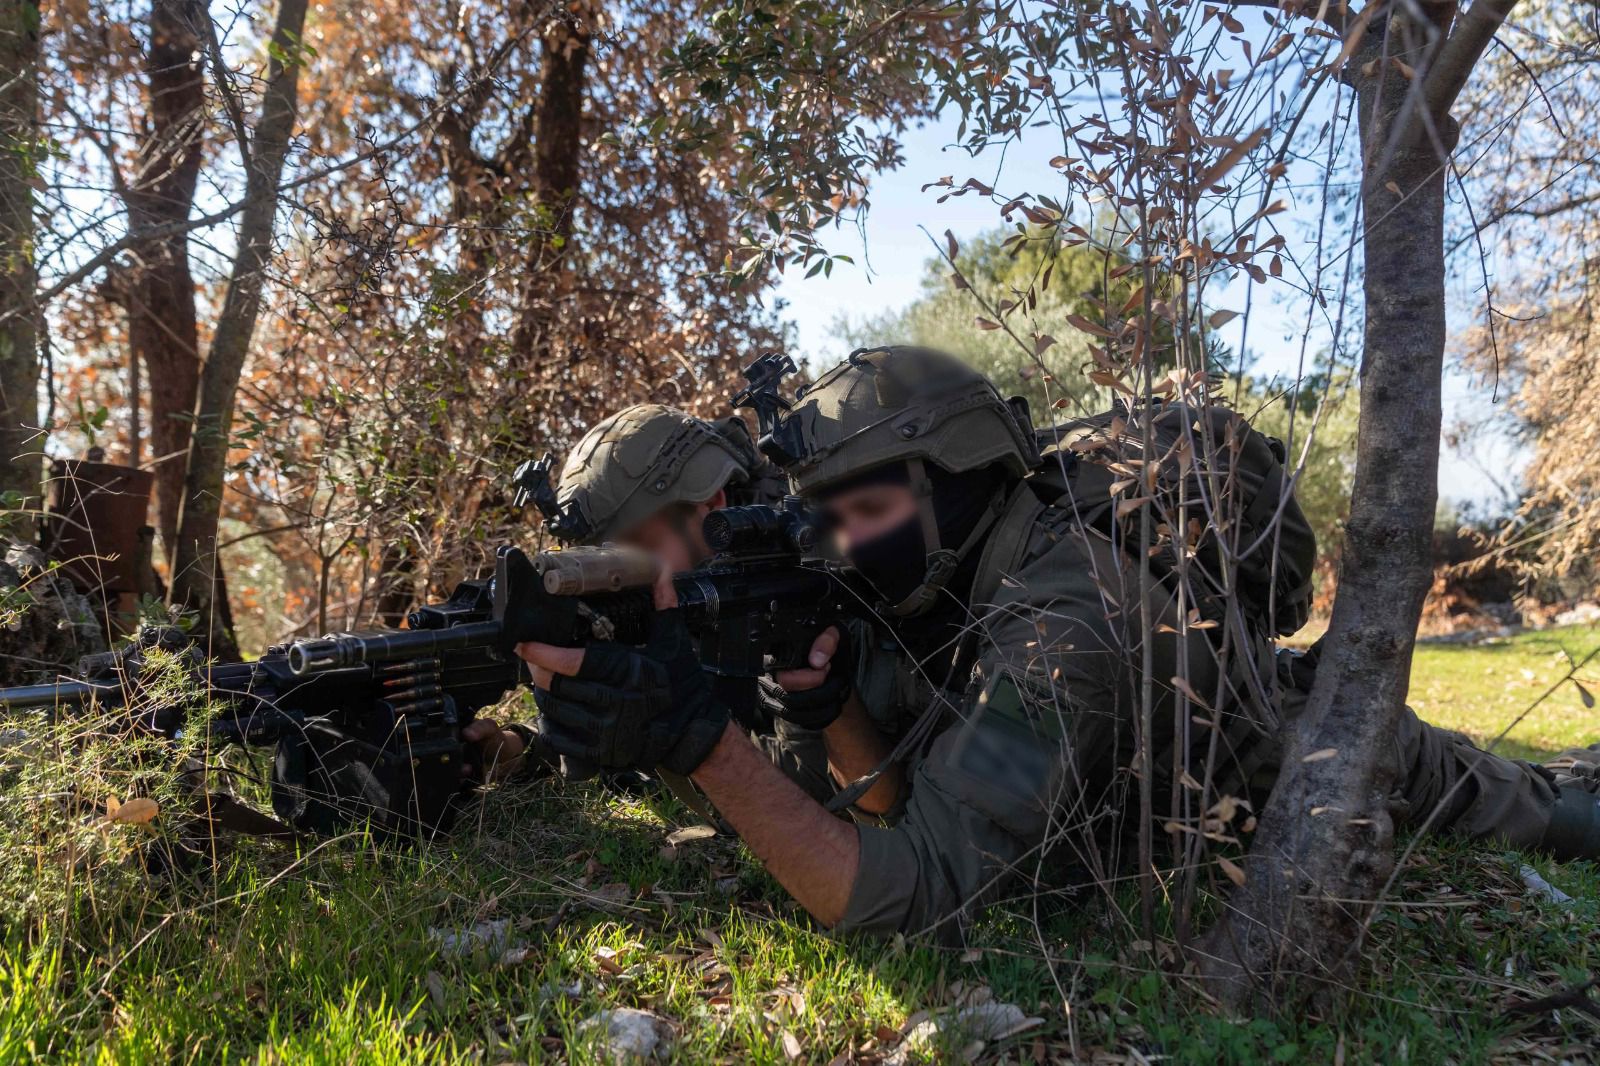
<box><xmin>1251</xmin><ymin>649</ymin><xmax>1600</xmax><ymax>857</ymax></box>
<box><xmin>1246</xmin><ymin>702</ymin><xmax>1589</xmax><ymax>848</ymax></box>
<box><xmin>758</xmin><ymin>654</ymin><xmax>1600</xmax><ymax>861</ymax></box>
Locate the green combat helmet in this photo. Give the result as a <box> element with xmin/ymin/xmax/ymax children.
<box><xmin>743</xmin><ymin>346</ymin><xmax>1040</xmax><ymax>615</ymax></box>
<box><xmin>540</xmin><ymin>404</ymin><xmax>781</xmax><ymax>545</ymax></box>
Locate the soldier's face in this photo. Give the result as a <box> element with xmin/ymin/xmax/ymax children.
<box><xmin>821</xmin><ymin>484</ymin><xmax>920</xmax><ymax>555</ymax></box>
<box><xmin>615</xmin><ymin>489</ymin><xmax>728</xmax><ymax>573</ymax></box>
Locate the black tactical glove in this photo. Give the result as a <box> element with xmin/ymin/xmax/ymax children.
<box><xmin>768</xmin><ymin>625</ymin><xmax>853</xmax><ymax>731</ymax></box>
<box><xmin>535</xmin><ymin>609</ymin><xmax>731</xmax><ymax>776</ymax></box>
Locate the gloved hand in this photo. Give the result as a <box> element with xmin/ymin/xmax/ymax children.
<box><xmin>519</xmin><ymin>607</ymin><xmax>731</xmax><ymax>777</ymax></box>
<box><xmin>769</xmin><ymin>625</ymin><xmax>853</xmax><ymax>730</ymax></box>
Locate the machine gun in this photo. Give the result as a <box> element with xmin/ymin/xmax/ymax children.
<box><xmin>0</xmin><ymin>500</ymin><xmax>855</xmax><ymax>839</ymax></box>
<box><xmin>0</xmin><ymin>577</ymin><xmax>517</xmax><ymax>838</ymax></box>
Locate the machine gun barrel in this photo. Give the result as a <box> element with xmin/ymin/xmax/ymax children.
<box><xmin>286</xmin><ymin>619</ymin><xmax>504</xmax><ymax>675</ymax></box>
<box><xmin>0</xmin><ymin>680</ymin><xmax>108</xmax><ymax>710</ymax></box>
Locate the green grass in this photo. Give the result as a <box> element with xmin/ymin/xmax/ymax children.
<box><xmin>3</xmin><ymin>631</ymin><xmax>1599</xmax><ymax>1063</ymax></box>
<box><xmin>1409</xmin><ymin>624</ymin><xmax>1600</xmax><ymax>762</ymax></box>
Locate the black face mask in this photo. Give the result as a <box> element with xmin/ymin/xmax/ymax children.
<box><xmin>847</xmin><ymin>511</ymin><xmax>928</xmax><ymax>607</ymax></box>
<box><xmin>844</xmin><ymin>463</ymin><xmax>1008</xmax><ymax>608</ymax></box>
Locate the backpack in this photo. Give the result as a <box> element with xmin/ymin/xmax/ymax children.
<box><xmin>1028</xmin><ymin>401</ymin><xmax>1317</xmax><ymax>638</ymax></box>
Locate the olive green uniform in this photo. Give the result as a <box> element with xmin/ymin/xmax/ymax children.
<box><xmin>763</xmin><ymin>483</ymin><xmax>1593</xmax><ymax>940</ymax></box>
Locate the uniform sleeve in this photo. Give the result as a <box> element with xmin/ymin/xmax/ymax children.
<box><xmin>752</xmin><ymin>713</ymin><xmax>838</xmax><ymax>805</ymax></box>
<box><xmin>836</xmin><ymin>541</ymin><xmax>1128</xmax><ymax>940</ymax></box>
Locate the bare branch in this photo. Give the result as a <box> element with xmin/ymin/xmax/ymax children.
<box><xmin>1425</xmin><ymin>0</ymin><xmax>1522</xmax><ymax>119</ymax></box>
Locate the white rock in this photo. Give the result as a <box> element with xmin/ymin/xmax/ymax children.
<box><xmin>1521</xmin><ymin>864</ymin><xmax>1577</xmax><ymax>906</ymax></box>
<box><xmin>577</xmin><ymin>1007</ymin><xmax>675</xmax><ymax>1061</ymax></box>
<box><xmin>429</xmin><ymin>918</ymin><xmax>514</xmax><ymax>957</ymax></box>
<box><xmin>887</xmin><ymin>1002</ymin><xmax>1042</xmax><ymax>1064</ymax></box>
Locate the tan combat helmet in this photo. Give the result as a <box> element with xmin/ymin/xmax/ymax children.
<box><xmin>766</xmin><ymin>345</ymin><xmax>1039</xmax><ymax>614</ymax></box>
<box><xmin>551</xmin><ymin>404</ymin><xmax>775</xmax><ymax>545</ymax></box>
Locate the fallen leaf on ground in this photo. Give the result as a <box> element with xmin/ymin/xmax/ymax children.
<box><xmin>665</xmin><ymin>824</ymin><xmax>717</xmax><ymax>846</ymax></box>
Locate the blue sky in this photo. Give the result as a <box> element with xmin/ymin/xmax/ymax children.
<box><xmin>770</xmin><ymin>112</ymin><xmax>1523</xmax><ymax>514</ymax></box>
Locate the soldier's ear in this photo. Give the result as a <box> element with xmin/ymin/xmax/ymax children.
<box><xmin>703</xmin><ymin>488</ymin><xmax>728</xmax><ymax>512</ymax></box>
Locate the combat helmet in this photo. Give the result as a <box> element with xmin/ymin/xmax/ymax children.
<box><xmin>748</xmin><ymin>345</ymin><xmax>1039</xmax><ymax>615</ymax></box>
<box><xmin>546</xmin><ymin>404</ymin><xmax>771</xmax><ymax>545</ymax></box>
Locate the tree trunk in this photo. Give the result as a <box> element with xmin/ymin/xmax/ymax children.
<box><xmin>510</xmin><ymin>5</ymin><xmax>593</xmax><ymax>355</ymax></box>
<box><xmin>0</xmin><ymin>0</ymin><xmax>39</xmax><ymax>536</ymax></box>
<box><xmin>120</xmin><ymin>0</ymin><xmax>207</xmax><ymax>553</ymax></box>
<box><xmin>168</xmin><ymin>0</ymin><xmax>308</xmax><ymax>654</ymax></box>
<box><xmin>1201</xmin><ymin>0</ymin><xmax>1518</xmax><ymax>1007</ymax></box>
<box><xmin>374</xmin><ymin>540</ymin><xmax>414</xmax><ymax>628</ymax></box>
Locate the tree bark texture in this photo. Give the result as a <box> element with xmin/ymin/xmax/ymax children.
<box><xmin>1201</xmin><ymin>0</ymin><xmax>1515</xmax><ymax>1006</ymax></box>
<box><xmin>168</xmin><ymin>0</ymin><xmax>308</xmax><ymax>652</ymax></box>
<box><xmin>510</xmin><ymin>5</ymin><xmax>593</xmax><ymax>356</ymax></box>
<box><xmin>0</xmin><ymin>0</ymin><xmax>39</xmax><ymax>532</ymax></box>
<box><xmin>117</xmin><ymin>0</ymin><xmax>207</xmax><ymax>553</ymax></box>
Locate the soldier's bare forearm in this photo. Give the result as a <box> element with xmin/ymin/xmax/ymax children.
<box><xmin>821</xmin><ymin>694</ymin><xmax>904</xmax><ymax>814</ymax></box>
<box><xmin>691</xmin><ymin>722</ymin><xmax>859</xmax><ymax>927</ymax></box>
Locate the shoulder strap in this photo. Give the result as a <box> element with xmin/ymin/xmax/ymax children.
<box><xmin>969</xmin><ymin>483</ymin><xmax>1048</xmax><ymax>609</ymax></box>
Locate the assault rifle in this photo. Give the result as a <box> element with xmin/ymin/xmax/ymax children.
<box><xmin>0</xmin><ymin>499</ymin><xmax>852</xmax><ymax>838</ymax></box>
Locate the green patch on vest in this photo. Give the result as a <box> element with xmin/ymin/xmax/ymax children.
<box><xmin>977</xmin><ymin>667</ymin><xmax>1067</xmax><ymax>743</ymax></box>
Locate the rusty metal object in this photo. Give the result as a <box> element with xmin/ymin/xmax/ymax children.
<box><xmin>42</xmin><ymin>457</ymin><xmax>155</xmax><ymax>601</ymax></box>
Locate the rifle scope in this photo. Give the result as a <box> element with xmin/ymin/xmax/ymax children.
<box><xmin>702</xmin><ymin>501</ymin><xmax>819</xmax><ymax>557</ymax></box>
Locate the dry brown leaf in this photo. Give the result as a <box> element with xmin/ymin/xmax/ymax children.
<box><xmin>1218</xmin><ymin>856</ymin><xmax>1248</xmax><ymax>887</ymax></box>
<box><xmin>1170</xmin><ymin>674</ymin><xmax>1210</xmax><ymax>709</ymax></box>
<box><xmin>781</xmin><ymin>1030</ymin><xmax>803</xmax><ymax>1060</ymax></box>
<box><xmin>1207</xmin><ymin>309</ymin><xmax>1239</xmax><ymax>329</ymax></box>
<box><xmin>1067</xmin><ymin>312</ymin><xmax>1115</xmax><ymax>339</ymax></box>
<box><xmin>665</xmin><ymin>825</ymin><xmax>717</xmax><ymax>847</ymax></box>
<box><xmin>108</xmin><ymin>797</ymin><xmax>159</xmax><ymax>826</ymax></box>
<box><xmin>1197</xmin><ymin>126</ymin><xmax>1267</xmax><ymax>189</ymax></box>
<box><xmin>1301</xmin><ymin>748</ymin><xmax>1339</xmax><ymax>763</ymax></box>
